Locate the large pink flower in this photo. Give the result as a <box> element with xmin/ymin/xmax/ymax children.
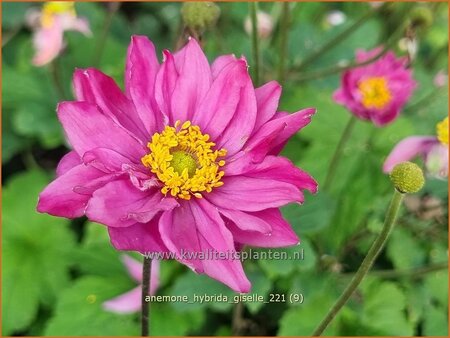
<box><xmin>37</xmin><ymin>36</ymin><xmax>317</xmax><ymax>292</ymax></box>
<box><xmin>333</xmin><ymin>47</ymin><xmax>416</xmax><ymax>126</ymax></box>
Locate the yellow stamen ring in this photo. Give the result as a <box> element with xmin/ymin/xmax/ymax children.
<box><xmin>358</xmin><ymin>76</ymin><xmax>392</xmax><ymax>109</ymax></box>
<box><xmin>141</xmin><ymin>120</ymin><xmax>227</xmax><ymax>200</ymax></box>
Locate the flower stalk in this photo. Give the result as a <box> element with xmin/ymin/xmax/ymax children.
<box><xmin>141</xmin><ymin>256</ymin><xmax>152</xmax><ymax>336</ymax></box>
<box><xmin>277</xmin><ymin>1</ymin><xmax>290</xmax><ymax>84</ymax></box>
<box><xmin>312</xmin><ymin>188</ymin><xmax>404</xmax><ymax>336</ymax></box>
<box><xmin>323</xmin><ymin>116</ymin><xmax>356</xmax><ymax>191</ymax></box>
<box><xmin>297</xmin><ymin>4</ymin><xmax>384</xmax><ymax>71</ymax></box>
<box><xmin>250</xmin><ymin>1</ymin><xmax>260</xmax><ymax>85</ymax></box>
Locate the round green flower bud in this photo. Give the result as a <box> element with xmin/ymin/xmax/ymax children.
<box><xmin>390</xmin><ymin>162</ymin><xmax>425</xmax><ymax>194</ymax></box>
<box><xmin>409</xmin><ymin>6</ymin><xmax>433</xmax><ymax>29</ymax></box>
<box><xmin>181</xmin><ymin>2</ymin><xmax>220</xmax><ymax>32</ymax></box>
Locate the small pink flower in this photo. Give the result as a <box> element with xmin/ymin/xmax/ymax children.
<box><xmin>28</xmin><ymin>2</ymin><xmax>91</xmax><ymax>66</ymax></box>
<box><xmin>333</xmin><ymin>47</ymin><xmax>417</xmax><ymax>126</ymax></box>
<box><xmin>37</xmin><ymin>36</ymin><xmax>317</xmax><ymax>292</ymax></box>
<box><xmin>103</xmin><ymin>255</ymin><xmax>160</xmax><ymax>314</ymax></box>
<box><xmin>383</xmin><ymin>117</ymin><xmax>448</xmax><ymax>179</ymax></box>
<box><xmin>433</xmin><ymin>70</ymin><xmax>448</xmax><ymax>88</ymax></box>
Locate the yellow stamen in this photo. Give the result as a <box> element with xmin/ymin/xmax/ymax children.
<box><xmin>436</xmin><ymin>117</ymin><xmax>448</xmax><ymax>146</ymax></box>
<box><xmin>141</xmin><ymin>121</ymin><xmax>227</xmax><ymax>200</ymax></box>
<box><xmin>41</xmin><ymin>2</ymin><xmax>76</xmax><ymax>28</ymax></box>
<box><xmin>358</xmin><ymin>76</ymin><xmax>392</xmax><ymax>109</ymax></box>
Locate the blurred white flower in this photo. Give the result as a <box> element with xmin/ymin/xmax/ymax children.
<box><xmin>244</xmin><ymin>11</ymin><xmax>274</xmax><ymax>39</ymax></box>
<box><xmin>325</xmin><ymin>10</ymin><xmax>346</xmax><ymax>27</ymax></box>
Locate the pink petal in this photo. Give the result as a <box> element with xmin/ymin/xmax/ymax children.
<box><xmin>425</xmin><ymin>143</ymin><xmax>448</xmax><ymax>178</ymax></box>
<box><xmin>225</xmin><ymin>208</ymin><xmax>299</xmax><ymax>247</ymax></box>
<box><xmin>57</xmin><ymin>101</ymin><xmax>146</xmax><ymax>162</ymax></box>
<box><xmin>170</xmin><ymin>38</ymin><xmax>212</xmax><ymax>123</ymax></box>
<box><xmin>383</xmin><ymin>136</ymin><xmax>437</xmax><ymax>172</ymax></box>
<box><xmin>218</xmin><ymin>208</ymin><xmax>271</xmax><ymax>233</ymax></box>
<box><xmin>192</xmin><ymin>58</ymin><xmax>249</xmax><ymax>140</ymax></box>
<box><xmin>217</xmin><ymin>76</ymin><xmax>257</xmax><ymax>155</ymax></box>
<box><xmin>67</xmin><ymin>18</ymin><xmax>92</xmax><ymax>36</ymax></box>
<box><xmin>125</xmin><ymin>36</ymin><xmax>162</xmax><ymax>134</ymax></box>
<box><xmin>56</xmin><ymin>151</ymin><xmax>81</xmax><ymax>177</ymax></box>
<box><xmin>245</xmin><ymin>155</ymin><xmax>318</xmax><ymax>193</ymax></box>
<box><xmin>82</xmin><ymin>147</ymin><xmax>131</xmax><ymax>173</ymax></box>
<box><xmin>73</xmin><ymin>68</ymin><xmax>148</xmax><ymax>141</ymax></box>
<box><xmin>32</xmin><ymin>24</ymin><xmax>64</xmax><ymax>66</ymax></box>
<box><xmin>190</xmin><ymin>199</ymin><xmax>251</xmax><ymax>293</ymax></box>
<box><xmin>108</xmin><ymin>218</ymin><xmax>169</xmax><ymax>253</ymax></box>
<box><xmin>224</xmin><ymin>123</ymin><xmax>287</xmax><ymax>175</ymax></box>
<box><xmin>37</xmin><ymin>164</ymin><xmax>114</xmax><ymax>218</ymax></box>
<box><xmin>103</xmin><ymin>259</ymin><xmax>160</xmax><ymax>314</ymax></box>
<box><xmin>102</xmin><ymin>286</ymin><xmax>141</xmax><ymax>314</ymax></box>
<box><xmin>154</xmin><ymin>50</ymin><xmax>178</xmax><ymax>123</ymax></box>
<box><xmin>254</xmin><ymin>81</ymin><xmax>282</xmax><ymax>130</ymax></box>
<box><xmin>122</xmin><ymin>255</ymin><xmax>142</xmax><ymax>282</ymax></box>
<box><xmin>86</xmin><ymin>179</ymin><xmax>178</xmax><ymax>227</ymax></box>
<box><xmin>211</xmin><ymin>54</ymin><xmax>236</xmax><ymax>79</ymax></box>
<box><xmin>245</xmin><ymin>108</ymin><xmax>316</xmax><ymax>157</ymax></box>
<box><xmin>206</xmin><ymin>176</ymin><xmax>303</xmax><ymax>212</ymax></box>
<box><xmin>159</xmin><ymin>204</ymin><xmax>204</xmax><ymax>273</ymax></box>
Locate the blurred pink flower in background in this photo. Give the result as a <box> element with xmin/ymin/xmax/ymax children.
<box><xmin>244</xmin><ymin>11</ymin><xmax>274</xmax><ymax>39</ymax></box>
<box><xmin>333</xmin><ymin>47</ymin><xmax>417</xmax><ymax>126</ymax></box>
<box><xmin>383</xmin><ymin>117</ymin><xmax>448</xmax><ymax>179</ymax></box>
<box><xmin>27</xmin><ymin>2</ymin><xmax>91</xmax><ymax>66</ymax></box>
<box><xmin>103</xmin><ymin>255</ymin><xmax>160</xmax><ymax>314</ymax></box>
<box><xmin>37</xmin><ymin>36</ymin><xmax>317</xmax><ymax>292</ymax></box>
<box><xmin>433</xmin><ymin>70</ymin><xmax>448</xmax><ymax>88</ymax></box>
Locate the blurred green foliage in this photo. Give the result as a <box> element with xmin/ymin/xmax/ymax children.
<box><xmin>2</xmin><ymin>1</ymin><xmax>448</xmax><ymax>336</ymax></box>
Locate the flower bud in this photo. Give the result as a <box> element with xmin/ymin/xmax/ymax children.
<box><xmin>390</xmin><ymin>162</ymin><xmax>425</xmax><ymax>194</ymax></box>
<box><xmin>244</xmin><ymin>11</ymin><xmax>274</xmax><ymax>39</ymax></box>
<box><xmin>181</xmin><ymin>2</ymin><xmax>220</xmax><ymax>33</ymax></box>
<box><xmin>409</xmin><ymin>6</ymin><xmax>433</xmax><ymax>30</ymax></box>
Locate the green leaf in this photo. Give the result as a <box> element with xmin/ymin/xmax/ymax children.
<box><xmin>423</xmin><ymin>303</ymin><xmax>448</xmax><ymax>336</ymax></box>
<box><xmin>2</xmin><ymin>171</ymin><xmax>75</xmax><ymax>335</ymax></box>
<box><xmin>151</xmin><ymin>303</ymin><xmax>205</xmax><ymax>336</ymax></box>
<box><xmin>360</xmin><ymin>279</ymin><xmax>414</xmax><ymax>335</ymax></box>
<box><xmin>386</xmin><ymin>228</ymin><xmax>426</xmax><ymax>269</ymax></box>
<box><xmin>282</xmin><ymin>192</ymin><xmax>336</xmax><ymax>234</ymax></box>
<box><xmin>169</xmin><ymin>270</ymin><xmax>236</xmax><ymax>312</ymax></box>
<box><xmin>244</xmin><ymin>264</ymin><xmax>272</xmax><ymax>314</ymax></box>
<box><xmin>279</xmin><ymin>274</ymin><xmax>340</xmax><ymax>336</ymax></box>
<box><xmin>258</xmin><ymin>239</ymin><xmax>316</xmax><ymax>279</ymax></box>
<box><xmin>44</xmin><ymin>276</ymin><xmax>138</xmax><ymax>336</ymax></box>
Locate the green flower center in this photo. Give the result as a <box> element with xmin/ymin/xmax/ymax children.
<box><xmin>170</xmin><ymin>150</ymin><xmax>198</xmax><ymax>178</ymax></box>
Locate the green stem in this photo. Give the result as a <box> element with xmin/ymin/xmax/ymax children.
<box><xmin>323</xmin><ymin>116</ymin><xmax>356</xmax><ymax>191</ymax></box>
<box><xmin>141</xmin><ymin>257</ymin><xmax>151</xmax><ymax>337</ymax></box>
<box><xmin>354</xmin><ymin>262</ymin><xmax>448</xmax><ymax>280</ymax></box>
<box><xmin>93</xmin><ymin>2</ymin><xmax>121</xmax><ymax>67</ymax></box>
<box><xmin>403</xmin><ymin>86</ymin><xmax>448</xmax><ymax>114</ymax></box>
<box><xmin>312</xmin><ymin>189</ymin><xmax>404</xmax><ymax>336</ymax></box>
<box><xmin>277</xmin><ymin>2</ymin><xmax>289</xmax><ymax>84</ymax></box>
<box><xmin>249</xmin><ymin>1</ymin><xmax>260</xmax><ymax>85</ymax></box>
<box><xmin>298</xmin><ymin>5</ymin><xmax>384</xmax><ymax>71</ymax></box>
<box><xmin>50</xmin><ymin>60</ymin><xmax>66</xmax><ymax>100</ymax></box>
<box><xmin>291</xmin><ymin>9</ymin><xmax>408</xmax><ymax>83</ymax></box>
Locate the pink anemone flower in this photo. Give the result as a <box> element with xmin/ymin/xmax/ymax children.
<box><xmin>37</xmin><ymin>36</ymin><xmax>317</xmax><ymax>292</ymax></box>
<box><xmin>333</xmin><ymin>47</ymin><xmax>416</xmax><ymax>126</ymax></box>
<box><xmin>28</xmin><ymin>2</ymin><xmax>91</xmax><ymax>66</ymax></box>
<box><xmin>103</xmin><ymin>255</ymin><xmax>160</xmax><ymax>314</ymax></box>
<box><xmin>383</xmin><ymin>117</ymin><xmax>448</xmax><ymax>179</ymax></box>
